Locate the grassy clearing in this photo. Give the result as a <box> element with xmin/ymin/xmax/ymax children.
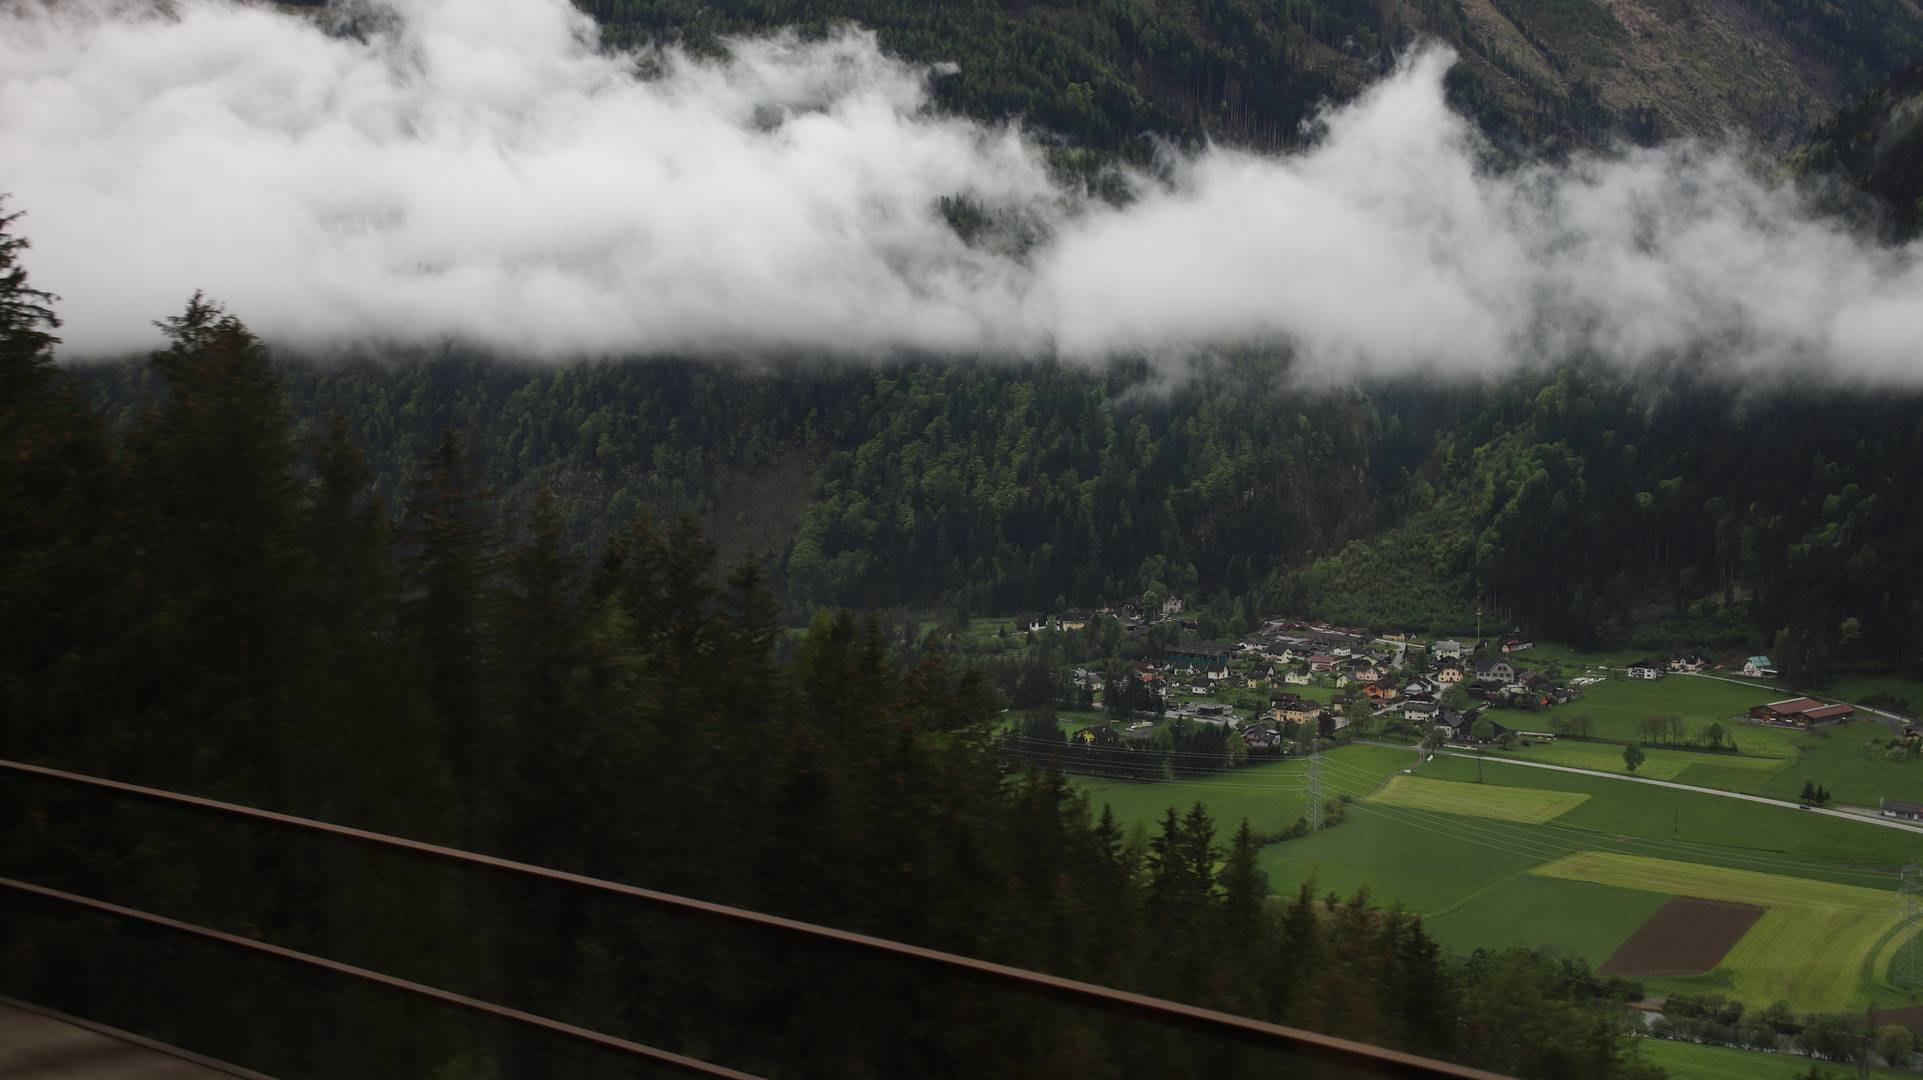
<box><xmin>1529</xmin><ymin>676</ymin><xmax>1803</xmax><ymax>755</ymax></box>
<box><xmin>1421</xmin><ymin>756</ymin><xmax>1921</xmax><ymax>881</ymax></box>
<box><xmin>1745</xmin><ymin>720</ymin><xmax>1923</xmax><ymax>808</ymax></box>
<box><xmin>1424</xmin><ymin>875</ymin><xmax>1670</xmax><ymax>966</ymax></box>
<box><xmin>1826</xmin><ymin>675</ymin><xmax>1923</xmax><ymax>716</ymax></box>
<box><xmin>1505</xmin><ymin>643</ymin><xmax>1649</xmax><ymax>669</ymax></box>
<box><xmin>1534</xmin><ymin>852</ymin><xmax>1901</xmax><ymax>1011</ymax></box>
<box><xmin>1071</xmin><ymin>743</ymin><xmax>1416</xmax><ymax>842</ymax></box>
<box><xmin>1260</xmin><ymin>807</ymin><xmax>1545</xmax><ymax>915</ymax></box>
<box><xmin>1631</xmin><ymin>1036</ymin><xmax>1916</xmax><ymax>1080</ymax></box>
<box><xmin>1372</xmin><ymin>774</ymin><xmax>1588</xmax><ymax>824</ymax></box>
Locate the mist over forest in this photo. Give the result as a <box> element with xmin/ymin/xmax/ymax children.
<box><xmin>5</xmin><ymin>0</ymin><xmax>1923</xmax><ymax>1076</ymax></box>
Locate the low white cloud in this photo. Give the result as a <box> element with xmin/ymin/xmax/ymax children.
<box><xmin>3</xmin><ymin>0</ymin><xmax>1921</xmax><ymax>380</ymax></box>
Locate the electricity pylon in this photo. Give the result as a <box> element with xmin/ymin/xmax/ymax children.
<box><xmin>1305</xmin><ymin>751</ymin><xmax>1324</xmax><ymax>833</ymax></box>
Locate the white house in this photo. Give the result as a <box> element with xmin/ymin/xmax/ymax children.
<box><xmin>1744</xmin><ymin>656</ymin><xmax>1779</xmax><ymax>679</ymax></box>
<box><xmin>1626</xmin><ymin>659</ymin><xmax>1665</xmax><ymax>680</ymax></box>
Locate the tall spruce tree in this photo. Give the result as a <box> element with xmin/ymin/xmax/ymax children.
<box><xmin>0</xmin><ymin>203</ymin><xmax>123</xmax><ymax>765</ymax></box>
<box><xmin>399</xmin><ymin>426</ymin><xmax>498</xmax><ymax>829</ymax></box>
<box><xmin>126</xmin><ymin>294</ymin><xmax>304</xmax><ymax>804</ymax></box>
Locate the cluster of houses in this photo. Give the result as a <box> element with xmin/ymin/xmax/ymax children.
<box><xmin>1018</xmin><ymin>593</ymin><xmax>1193</xmax><ymax>639</ymax></box>
<box><xmin>1090</xmin><ymin>625</ymin><xmax>1578</xmax><ymax>749</ymax></box>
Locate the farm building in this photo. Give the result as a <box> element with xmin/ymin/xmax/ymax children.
<box><xmin>1882</xmin><ymin>799</ymin><xmax>1923</xmax><ymax>821</ymax></box>
<box><xmin>1626</xmin><ymin>659</ymin><xmax>1664</xmax><ymax>680</ymax></box>
<box><xmin>1014</xmin><ymin>612</ymin><xmax>1046</xmax><ymax>632</ymax></box>
<box><xmin>1748</xmin><ymin>698</ymin><xmax>1856</xmax><ymax>727</ymax></box>
<box><xmin>1497</xmin><ymin>632</ymin><xmax>1534</xmax><ymax>653</ymax></box>
<box><xmin>1744</xmin><ymin>656</ymin><xmax>1778</xmax><ymax>678</ymax></box>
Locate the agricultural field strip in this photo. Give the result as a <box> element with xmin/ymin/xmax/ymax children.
<box><xmin>1540</xmin><ymin>853</ymin><xmax>1904</xmax><ymax>1011</ymax></box>
<box><xmin>1370</xmin><ymin>774</ymin><xmax>1588</xmax><ymax>823</ymax></box>
<box><xmin>1319</xmin><ymin>757</ymin><xmax>1898</xmax><ymax>885</ymax></box>
<box><xmin>1433</xmin><ymin>751</ymin><xmax>1923</xmax><ymax>837</ymax></box>
<box><xmin>1536</xmin><ymin>852</ymin><xmax>1900</xmax><ymax>915</ymax></box>
<box><xmin>1343</xmin><ymin>785</ymin><xmax>1898</xmax><ymax>889</ymax></box>
<box><xmin>1318</xmin><ymin>755</ymin><xmax>1895</xmax><ymax>875</ymax></box>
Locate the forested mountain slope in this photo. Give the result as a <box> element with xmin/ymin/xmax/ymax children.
<box><xmin>572</xmin><ymin>0</ymin><xmax>1923</xmax><ymax>158</ymax></box>
<box><xmin>1785</xmin><ymin>62</ymin><xmax>1923</xmax><ymax>239</ymax></box>
<box><xmin>78</xmin><ymin>353</ymin><xmax>1923</xmax><ymax>688</ymax></box>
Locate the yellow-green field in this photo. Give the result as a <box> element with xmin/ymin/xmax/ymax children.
<box><xmin>1371</xmin><ymin>774</ymin><xmax>1588</xmax><ymax>824</ymax></box>
<box><xmin>1535</xmin><ymin>852</ymin><xmax>1902</xmax><ymax>1011</ymax></box>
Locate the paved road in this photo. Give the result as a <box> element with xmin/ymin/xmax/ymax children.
<box><xmin>0</xmin><ymin>998</ymin><xmax>273</xmax><ymax>1080</ymax></box>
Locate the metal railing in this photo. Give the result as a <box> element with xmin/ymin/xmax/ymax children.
<box><xmin>0</xmin><ymin>757</ymin><xmax>1512</xmax><ymax>1080</ymax></box>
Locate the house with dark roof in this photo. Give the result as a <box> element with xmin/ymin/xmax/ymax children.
<box><xmin>1014</xmin><ymin>612</ymin><xmax>1046</xmax><ymax>632</ymax></box>
<box><xmin>1883</xmin><ymin>799</ymin><xmax>1923</xmax><ymax>821</ymax></box>
<box><xmin>1626</xmin><ymin>658</ymin><xmax>1664</xmax><ymax>680</ymax></box>
<box><xmin>1475</xmin><ymin>658</ymin><xmax>1517</xmax><ymax>683</ymax></box>
<box><xmin>1166</xmin><ymin>642</ymin><xmax>1235</xmax><ymax>666</ymax></box>
<box><xmin>1497</xmin><ymin>632</ymin><xmax>1534</xmax><ymax>653</ymax></box>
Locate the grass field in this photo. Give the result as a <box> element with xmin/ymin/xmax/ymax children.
<box><xmin>1260</xmin><ymin>806</ymin><xmax>1547</xmax><ymax>915</ymax></box>
<box><xmin>1632</xmin><ymin>1036</ymin><xmax>1916</xmax><ymax>1080</ymax></box>
<box><xmin>1371</xmin><ymin>774</ymin><xmax>1588</xmax><ymax>823</ymax></box>
<box><xmin>1421</xmin><ymin>757</ymin><xmax>1923</xmax><ymax>880</ymax></box>
<box><xmin>1071</xmin><ymin>743</ymin><xmax>1416</xmax><ymax>841</ymax></box>
<box><xmin>1535</xmin><ymin>852</ymin><xmax>1903</xmax><ymax>1011</ymax></box>
<box><xmin>1745</xmin><ymin>720</ymin><xmax>1923</xmax><ymax>808</ymax></box>
<box><xmin>1826</xmin><ymin>676</ymin><xmax>1923</xmax><ymax>716</ymax></box>
<box><xmin>1503</xmin><ymin>643</ymin><xmax>1650</xmax><ymax>669</ymax></box>
<box><xmin>1423</xmin><ymin>874</ymin><xmax>1670</xmax><ymax>964</ymax></box>
<box><xmin>1495</xmin><ymin>741</ymin><xmax>1787</xmax><ymax>784</ymax></box>
<box><xmin>1528</xmin><ymin>676</ymin><xmax>1806</xmax><ymax>755</ymax></box>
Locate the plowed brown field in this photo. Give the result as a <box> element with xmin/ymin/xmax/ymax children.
<box><xmin>1599</xmin><ymin>896</ymin><xmax>1766</xmax><ymax>977</ymax></box>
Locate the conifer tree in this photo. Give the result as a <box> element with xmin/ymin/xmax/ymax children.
<box><xmin>127</xmin><ymin>294</ymin><xmax>304</xmax><ymax>802</ymax></box>
<box><xmin>399</xmin><ymin>426</ymin><xmax>498</xmax><ymax>823</ymax></box>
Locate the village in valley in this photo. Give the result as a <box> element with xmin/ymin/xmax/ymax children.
<box><xmin>978</xmin><ymin>599</ymin><xmax>1923</xmax><ymax>1072</ymax></box>
<box><xmin>999</xmin><ymin>599</ymin><xmax>1895</xmax><ymax>793</ymax></box>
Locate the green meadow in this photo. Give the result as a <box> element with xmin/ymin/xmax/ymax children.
<box><xmin>1632</xmin><ymin>1036</ymin><xmax>1917</xmax><ymax>1080</ymax></box>
<box><xmin>1260</xmin><ymin>805</ymin><xmax>1548</xmax><ymax>915</ymax></box>
<box><xmin>1423</xmin><ymin>874</ymin><xmax>1669</xmax><ymax>964</ymax></box>
<box><xmin>1071</xmin><ymin>742</ymin><xmax>1417</xmax><ymax>841</ymax></box>
<box><xmin>1525</xmin><ymin>675</ymin><xmax>1803</xmax><ymax>754</ymax></box>
<box><xmin>1744</xmin><ymin>720</ymin><xmax>1923</xmax><ymax>807</ymax></box>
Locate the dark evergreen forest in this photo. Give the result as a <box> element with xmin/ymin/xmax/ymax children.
<box><xmin>0</xmin><ymin>210</ymin><xmax>1671</xmax><ymax>1078</ymax></box>
<box><xmin>78</xmin><ymin>340</ymin><xmax>1923</xmax><ymax>692</ymax></box>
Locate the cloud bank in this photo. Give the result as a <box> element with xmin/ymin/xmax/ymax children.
<box><xmin>3</xmin><ymin>0</ymin><xmax>1922</xmax><ymax>379</ymax></box>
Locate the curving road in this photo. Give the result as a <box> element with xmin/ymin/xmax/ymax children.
<box><xmin>1399</xmin><ymin>744</ymin><xmax>1923</xmax><ymax>835</ymax></box>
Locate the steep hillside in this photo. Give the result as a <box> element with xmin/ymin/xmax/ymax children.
<box><xmin>1785</xmin><ymin>62</ymin><xmax>1923</xmax><ymax>238</ymax></box>
<box><xmin>574</xmin><ymin>0</ymin><xmax>1923</xmax><ymax>155</ymax></box>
